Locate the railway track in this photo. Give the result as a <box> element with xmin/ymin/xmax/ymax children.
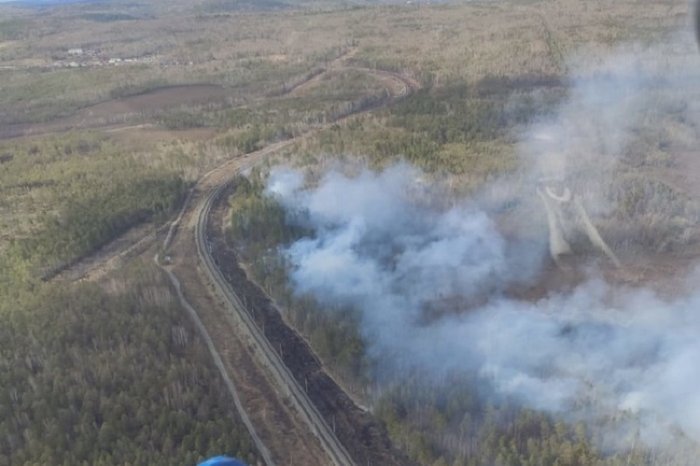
<box><xmin>150</xmin><ymin>66</ymin><xmax>419</xmax><ymax>465</ymax></box>
<box><xmin>195</xmin><ymin>181</ymin><xmax>356</xmax><ymax>466</ymax></box>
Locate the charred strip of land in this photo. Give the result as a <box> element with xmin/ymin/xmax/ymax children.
<box><xmin>208</xmin><ymin>182</ymin><xmax>415</xmax><ymax>466</ymax></box>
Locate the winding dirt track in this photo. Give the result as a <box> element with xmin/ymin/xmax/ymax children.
<box><xmin>159</xmin><ymin>260</ymin><xmax>276</xmax><ymax>466</ymax></box>
<box><xmin>159</xmin><ymin>138</ymin><xmax>331</xmax><ymax>466</ymax></box>
<box><xmin>148</xmin><ymin>68</ymin><xmax>419</xmax><ymax>464</ymax></box>
<box><xmin>36</xmin><ymin>50</ymin><xmax>420</xmax><ymax>464</ymax></box>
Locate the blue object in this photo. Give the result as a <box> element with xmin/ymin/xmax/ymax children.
<box><xmin>198</xmin><ymin>456</ymin><xmax>248</xmax><ymax>466</ymax></box>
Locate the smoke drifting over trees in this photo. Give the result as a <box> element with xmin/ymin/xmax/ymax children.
<box><xmin>267</xmin><ymin>164</ymin><xmax>700</xmax><ymax>450</ymax></box>
<box><xmin>263</xmin><ymin>28</ymin><xmax>700</xmax><ymax>454</ymax></box>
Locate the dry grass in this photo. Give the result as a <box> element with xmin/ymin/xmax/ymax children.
<box><xmin>0</xmin><ymin>0</ymin><xmax>687</xmax><ymax>115</ymax></box>
<box><xmin>1</xmin><ymin>0</ymin><xmax>696</xmax><ymax>262</ymax></box>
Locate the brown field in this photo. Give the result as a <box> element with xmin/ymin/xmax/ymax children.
<box><xmin>82</xmin><ymin>84</ymin><xmax>229</xmax><ymax>117</ymax></box>
<box><xmin>0</xmin><ymin>84</ymin><xmax>230</xmax><ymax>139</ymax></box>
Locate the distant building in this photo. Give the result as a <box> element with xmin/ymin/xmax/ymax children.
<box><xmin>68</xmin><ymin>48</ymin><xmax>84</xmax><ymax>56</ymax></box>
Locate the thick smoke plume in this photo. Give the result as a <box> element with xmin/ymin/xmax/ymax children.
<box><xmin>268</xmin><ymin>164</ymin><xmax>700</xmax><ymax>448</ymax></box>
<box><xmin>263</xmin><ymin>28</ymin><xmax>700</xmax><ymax>452</ymax></box>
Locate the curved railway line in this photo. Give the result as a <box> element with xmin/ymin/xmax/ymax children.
<box><xmin>150</xmin><ymin>66</ymin><xmax>419</xmax><ymax>465</ymax></box>
<box><xmin>196</xmin><ymin>182</ymin><xmax>356</xmax><ymax>466</ymax></box>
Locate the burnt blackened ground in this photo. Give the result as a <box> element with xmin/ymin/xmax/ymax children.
<box><xmin>209</xmin><ymin>183</ymin><xmax>414</xmax><ymax>466</ymax></box>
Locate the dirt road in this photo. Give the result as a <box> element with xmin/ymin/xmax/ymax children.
<box><xmin>36</xmin><ymin>47</ymin><xmax>419</xmax><ymax>463</ymax></box>
<box><xmin>145</xmin><ymin>68</ymin><xmax>419</xmax><ymax>464</ymax></box>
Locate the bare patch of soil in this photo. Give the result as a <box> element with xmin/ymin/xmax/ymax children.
<box><xmin>0</xmin><ymin>84</ymin><xmax>229</xmax><ymax>139</ymax></box>
<box><xmin>79</xmin><ymin>84</ymin><xmax>228</xmax><ymax>120</ymax></box>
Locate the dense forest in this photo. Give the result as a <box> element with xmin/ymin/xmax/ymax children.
<box><xmin>225</xmin><ymin>167</ymin><xmax>675</xmax><ymax>466</ymax></box>
<box><xmin>2</xmin><ymin>0</ymin><xmax>696</xmax><ymax>463</ymax></box>
<box><xmin>0</xmin><ymin>262</ymin><xmax>258</xmax><ymax>466</ymax></box>
<box><xmin>0</xmin><ymin>130</ymin><xmax>258</xmax><ymax>464</ymax></box>
<box><xmin>222</xmin><ymin>82</ymin><xmax>699</xmax><ymax>465</ymax></box>
<box><xmin>0</xmin><ymin>132</ymin><xmax>188</xmax><ymax>283</ymax></box>
<box><xmin>291</xmin><ymin>80</ymin><xmax>563</xmax><ymax>181</ymax></box>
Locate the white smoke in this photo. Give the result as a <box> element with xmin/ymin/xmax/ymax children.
<box><xmin>261</xmin><ymin>27</ymin><xmax>700</xmax><ymax>453</ymax></box>
<box><xmin>522</xmin><ymin>37</ymin><xmax>700</xmax><ymax>218</ymax></box>
<box><xmin>268</xmin><ymin>162</ymin><xmax>700</xmax><ymax>447</ymax></box>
